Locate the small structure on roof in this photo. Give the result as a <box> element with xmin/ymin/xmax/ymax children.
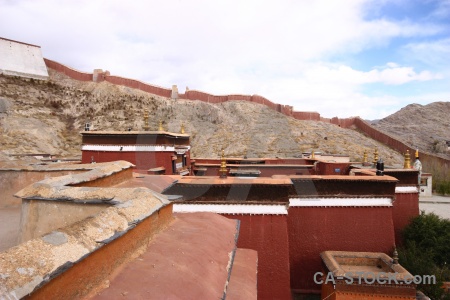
<box><xmin>320</xmin><ymin>251</ymin><xmax>417</xmax><ymax>299</ymax></box>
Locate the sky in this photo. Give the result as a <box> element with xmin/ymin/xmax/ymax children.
<box><xmin>0</xmin><ymin>0</ymin><xmax>449</xmax><ymax>119</ymax></box>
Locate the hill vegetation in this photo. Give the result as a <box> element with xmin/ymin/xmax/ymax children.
<box><xmin>372</xmin><ymin>102</ymin><xmax>450</xmax><ymax>194</ymax></box>
<box><xmin>373</xmin><ymin>102</ymin><xmax>450</xmax><ymax>159</ymax></box>
<box><xmin>0</xmin><ymin>70</ymin><xmax>404</xmax><ymax>166</ymax></box>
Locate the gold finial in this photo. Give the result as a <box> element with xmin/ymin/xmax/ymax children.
<box><xmin>143</xmin><ymin>110</ymin><xmax>150</xmax><ymax>131</ymax></box>
<box><xmin>404</xmin><ymin>150</ymin><xmax>411</xmax><ymax>169</ymax></box>
<box><xmin>415</xmin><ymin>148</ymin><xmax>419</xmax><ymax>159</ymax></box>
<box><xmin>158</xmin><ymin>120</ymin><xmax>164</xmax><ymax>131</ymax></box>
<box><xmin>311</xmin><ymin>150</ymin><xmax>315</xmax><ymax>159</ymax></box>
<box><xmin>219</xmin><ymin>149</ymin><xmax>227</xmax><ymax>178</ymax></box>
<box><xmin>180</xmin><ymin>122</ymin><xmax>185</xmax><ymax>134</ymax></box>
<box><xmin>392</xmin><ymin>247</ymin><xmax>399</xmax><ymax>264</ymax></box>
<box><xmin>363</xmin><ymin>150</ymin><xmax>368</xmax><ymax>163</ymax></box>
<box><xmin>373</xmin><ymin>147</ymin><xmax>379</xmax><ymax>165</ymax></box>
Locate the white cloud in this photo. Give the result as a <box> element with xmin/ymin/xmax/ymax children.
<box><xmin>0</xmin><ymin>0</ymin><xmax>447</xmax><ymax>120</ymax></box>
<box><xmin>403</xmin><ymin>38</ymin><xmax>450</xmax><ymax>70</ymax></box>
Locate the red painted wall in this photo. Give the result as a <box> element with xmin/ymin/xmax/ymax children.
<box><xmin>81</xmin><ymin>151</ymin><xmax>178</xmax><ymax>174</ymax></box>
<box><xmin>315</xmin><ymin>162</ymin><xmax>352</xmax><ymax>175</ymax></box>
<box><xmin>223</xmin><ymin>214</ymin><xmax>292</xmax><ymax>300</ymax></box>
<box><xmin>392</xmin><ymin>192</ymin><xmax>419</xmax><ymax>245</ymax></box>
<box><xmin>105</xmin><ymin>76</ymin><xmax>172</xmax><ymax>98</ymax></box>
<box><xmin>199</xmin><ymin>165</ymin><xmax>313</xmax><ymax>177</ymax></box>
<box><xmin>44</xmin><ymin>59</ymin><xmax>93</xmax><ymax>81</ymax></box>
<box><xmin>292</xmin><ymin>111</ymin><xmax>321</xmax><ymax>121</ymax></box>
<box><xmin>288</xmin><ymin>206</ymin><xmax>396</xmax><ymax>293</ymax></box>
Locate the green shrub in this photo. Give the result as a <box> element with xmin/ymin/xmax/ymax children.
<box><xmin>399</xmin><ymin>212</ymin><xmax>450</xmax><ymax>299</ymax></box>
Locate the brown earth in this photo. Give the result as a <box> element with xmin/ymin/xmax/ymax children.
<box><xmin>0</xmin><ymin>70</ymin><xmax>404</xmax><ymax>166</ymax></box>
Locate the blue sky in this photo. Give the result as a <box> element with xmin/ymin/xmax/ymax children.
<box><xmin>0</xmin><ymin>0</ymin><xmax>449</xmax><ymax>119</ymax></box>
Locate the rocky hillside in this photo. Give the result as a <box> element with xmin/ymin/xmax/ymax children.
<box><xmin>372</xmin><ymin>102</ymin><xmax>450</xmax><ymax>159</ymax></box>
<box><xmin>0</xmin><ymin>70</ymin><xmax>404</xmax><ymax>166</ymax></box>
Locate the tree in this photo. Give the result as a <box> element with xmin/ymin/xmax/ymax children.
<box><xmin>399</xmin><ymin>212</ymin><xmax>450</xmax><ymax>299</ymax></box>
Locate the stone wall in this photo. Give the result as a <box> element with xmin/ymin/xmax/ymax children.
<box><xmin>0</xmin><ymin>170</ymin><xmax>83</xmax><ymax>208</ymax></box>
<box><xmin>0</xmin><ymin>161</ymin><xmax>172</xmax><ymax>299</ymax></box>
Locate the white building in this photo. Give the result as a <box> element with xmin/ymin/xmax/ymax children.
<box><xmin>0</xmin><ymin>37</ymin><xmax>48</xmax><ymax>80</ymax></box>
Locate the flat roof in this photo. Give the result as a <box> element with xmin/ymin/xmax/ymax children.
<box><xmin>91</xmin><ymin>213</ymin><xmax>243</xmax><ymax>299</ymax></box>
<box><xmin>195</xmin><ymin>163</ymin><xmax>314</xmax><ymax>168</ymax></box>
<box><xmin>81</xmin><ymin>130</ymin><xmax>190</xmax><ymax>138</ymax></box>
<box><xmin>173</xmin><ymin>176</ymin><xmax>293</xmax><ymax>185</ymax></box>
<box><xmin>290</xmin><ymin>175</ymin><xmax>398</xmax><ymax>182</ymax></box>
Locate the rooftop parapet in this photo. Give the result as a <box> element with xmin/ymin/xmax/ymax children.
<box><xmin>320</xmin><ymin>251</ymin><xmax>416</xmax><ymax>299</ymax></box>
<box><xmin>0</xmin><ymin>161</ymin><xmax>171</xmax><ymax>299</ymax></box>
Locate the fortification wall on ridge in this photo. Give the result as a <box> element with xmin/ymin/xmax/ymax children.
<box><xmin>0</xmin><ymin>38</ymin><xmax>49</xmax><ymax>80</ymax></box>
<box><xmin>43</xmin><ymin>59</ymin><xmax>450</xmax><ymax>169</ymax></box>
<box><xmin>106</xmin><ymin>75</ymin><xmax>172</xmax><ymax>98</ymax></box>
<box><xmin>44</xmin><ymin>58</ymin><xmax>92</xmax><ymax>81</ymax></box>
<box><xmin>353</xmin><ymin>117</ymin><xmax>450</xmax><ymax>170</ymax></box>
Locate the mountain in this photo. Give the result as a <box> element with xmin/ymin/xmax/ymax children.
<box><xmin>0</xmin><ymin>69</ymin><xmax>404</xmax><ymax>166</ymax></box>
<box><xmin>372</xmin><ymin>102</ymin><xmax>450</xmax><ymax>158</ymax></box>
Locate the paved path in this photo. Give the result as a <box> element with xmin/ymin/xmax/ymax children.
<box><xmin>419</xmin><ymin>195</ymin><xmax>450</xmax><ymax>220</ymax></box>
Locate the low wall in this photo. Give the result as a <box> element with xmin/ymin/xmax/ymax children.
<box><xmin>19</xmin><ymin>200</ymin><xmax>110</xmax><ymax>243</ymax></box>
<box><xmin>0</xmin><ymin>170</ymin><xmax>84</xmax><ymax>208</ymax></box>
<box><xmin>26</xmin><ymin>204</ymin><xmax>173</xmax><ymax>299</ymax></box>
<box><xmin>15</xmin><ymin>162</ymin><xmax>135</xmax><ymax>243</ymax></box>
<box><xmin>223</xmin><ymin>214</ymin><xmax>292</xmax><ymax>300</ymax></box>
<box><xmin>68</xmin><ymin>167</ymin><xmax>133</xmax><ymax>187</ymax></box>
<box><xmin>0</xmin><ymin>161</ymin><xmax>172</xmax><ymax>299</ymax></box>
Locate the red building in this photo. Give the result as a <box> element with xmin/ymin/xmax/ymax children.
<box><xmin>81</xmin><ymin>130</ymin><xmax>191</xmax><ymax>175</ymax></box>
<box><xmin>161</xmin><ymin>153</ymin><xmax>420</xmax><ymax>298</ymax></box>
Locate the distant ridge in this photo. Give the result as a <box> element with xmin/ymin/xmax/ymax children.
<box><xmin>373</xmin><ymin>102</ymin><xmax>450</xmax><ymax>159</ymax></box>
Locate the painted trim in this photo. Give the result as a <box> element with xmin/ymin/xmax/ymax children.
<box><xmin>173</xmin><ymin>204</ymin><xmax>288</xmax><ymax>215</ymax></box>
<box><xmin>289</xmin><ymin>197</ymin><xmax>392</xmax><ymax>207</ymax></box>
<box><xmin>395</xmin><ymin>186</ymin><xmax>418</xmax><ymax>193</ymax></box>
<box><xmin>82</xmin><ymin>145</ymin><xmax>191</xmax><ymax>152</ymax></box>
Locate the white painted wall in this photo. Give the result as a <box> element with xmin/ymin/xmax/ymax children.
<box><xmin>0</xmin><ymin>38</ymin><xmax>49</xmax><ymax>79</ymax></box>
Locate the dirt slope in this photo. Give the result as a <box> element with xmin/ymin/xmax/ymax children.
<box><xmin>0</xmin><ymin>70</ymin><xmax>404</xmax><ymax>166</ymax></box>
<box><xmin>372</xmin><ymin>102</ymin><xmax>450</xmax><ymax>158</ymax></box>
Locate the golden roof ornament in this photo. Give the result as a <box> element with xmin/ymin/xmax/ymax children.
<box><xmin>181</xmin><ymin>122</ymin><xmax>185</xmax><ymax>134</ymax></box>
<box><xmin>415</xmin><ymin>149</ymin><xmax>419</xmax><ymax>159</ymax></box>
<box><xmin>143</xmin><ymin>110</ymin><xmax>150</xmax><ymax>131</ymax></box>
<box><xmin>363</xmin><ymin>150</ymin><xmax>368</xmax><ymax>163</ymax></box>
<box><xmin>158</xmin><ymin>120</ymin><xmax>164</xmax><ymax>131</ymax></box>
<box><xmin>392</xmin><ymin>247</ymin><xmax>399</xmax><ymax>264</ymax></box>
<box><xmin>311</xmin><ymin>150</ymin><xmax>315</xmax><ymax>159</ymax></box>
<box><xmin>372</xmin><ymin>147</ymin><xmax>379</xmax><ymax>165</ymax></box>
<box><xmin>219</xmin><ymin>149</ymin><xmax>227</xmax><ymax>178</ymax></box>
<box><xmin>404</xmin><ymin>150</ymin><xmax>411</xmax><ymax>169</ymax></box>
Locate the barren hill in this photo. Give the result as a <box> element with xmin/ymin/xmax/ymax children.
<box><xmin>372</xmin><ymin>102</ymin><xmax>450</xmax><ymax>159</ymax></box>
<box><xmin>0</xmin><ymin>70</ymin><xmax>404</xmax><ymax>166</ymax></box>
